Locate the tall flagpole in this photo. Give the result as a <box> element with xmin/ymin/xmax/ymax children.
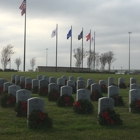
<box><xmin>94</xmin><ymin>31</ymin><xmax>95</xmax><ymax>70</ymax></box>
<box><xmin>89</xmin><ymin>29</ymin><xmax>91</xmax><ymax>70</ymax></box>
<box><xmin>70</xmin><ymin>25</ymin><xmax>72</xmax><ymax>71</ymax></box>
<box><xmin>23</xmin><ymin>0</ymin><xmax>26</xmax><ymax>72</ymax></box>
<box><xmin>56</xmin><ymin>24</ymin><xmax>58</xmax><ymax>72</ymax></box>
<box><xmin>82</xmin><ymin>27</ymin><xmax>83</xmax><ymax>71</ymax></box>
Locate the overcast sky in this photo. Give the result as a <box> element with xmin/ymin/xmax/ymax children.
<box><xmin>0</xmin><ymin>0</ymin><xmax>140</xmax><ymax>71</ymax></box>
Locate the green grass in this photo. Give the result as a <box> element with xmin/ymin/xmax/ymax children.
<box><xmin>0</xmin><ymin>72</ymin><xmax>140</xmax><ymax>140</ymax></box>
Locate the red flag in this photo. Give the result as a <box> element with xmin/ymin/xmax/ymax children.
<box><xmin>86</xmin><ymin>33</ymin><xmax>90</xmax><ymax>41</ymax></box>
<box><xmin>19</xmin><ymin>0</ymin><xmax>26</xmax><ymax>16</ymax></box>
<box><xmin>7</xmin><ymin>58</ymin><xmax>10</xmax><ymax>62</ymax></box>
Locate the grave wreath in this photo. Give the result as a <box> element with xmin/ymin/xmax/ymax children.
<box><xmin>38</xmin><ymin>86</ymin><xmax>48</xmax><ymax>96</ymax></box>
<box><xmin>90</xmin><ymin>90</ymin><xmax>103</xmax><ymax>101</ymax></box>
<box><xmin>0</xmin><ymin>94</ymin><xmax>16</xmax><ymax>107</ymax></box>
<box><xmin>32</xmin><ymin>86</ymin><xmax>38</xmax><ymax>94</ymax></box>
<box><xmin>28</xmin><ymin>110</ymin><xmax>53</xmax><ymax>129</ymax></box>
<box><xmin>73</xmin><ymin>99</ymin><xmax>94</xmax><ymax>114</ymax></box>
<box><xmin>26</xmin><ymin>83</ymin><xmax>32</xmax><ymax>91</ymax></box>
<box><xmin>130</xmin><ymin>99</ymin><xmax>140</xmax><ymax>113</ymax></box>
<box><xmin>119</xmin><ymin>83</ymin><xmax>127</xmax><ymax>89</ymax></box>
<box><xmin>48</xmin><ymin>89</ymin><xmax>60</xmax><ymax>101</ymax></box>
<box><xmin>15</xmin><ymin>101</ymin><xmax>27</xmax><ymax>117</ymax></box>
<box><xmin>98</xmin><ymin>108</ymin><xmax>122</xmax><ymax>125</ymax></box>
<box><xmin>101</xmin><ymin>84</ymin><xmax>107</xmax><ymax>93</ymax></box>
<box><xmin>111</xmin><ymin>94</ymin><xmax>125</xmax><ymax>106</ymax></box>
<box><xmin>57</xmin><ymin>94</ymin><xmax>74</xmax><ymax>107</ymax></box>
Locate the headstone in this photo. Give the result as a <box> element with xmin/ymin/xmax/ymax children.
<box><xmin>8</xmin><ymin>85</ymin><xmax>21</xmax><ymax>97</ymax></box>
<box><xmin>15</xmin><ymin>75</ymin><xmax>21</xmax><ymax>85</ymax></box>
<box><xmin>0</xmin><ymin>78</ymin><xmax>8</xmax><ymax>94</ymax></box>
<box><xmin>67</xmin><ymin>80</ymin><xmax>75</xmax><ymax>87</ymax></box>
<box><xmin>87</xmin><ymin>79</ymin><xmax>94</xmax><ymax>87</ymax></box>
<box><xmin>49</xmin><ymin>77</ymin><xmax>56</xmax><ymax>83</ymax></box>
<box><xmin>118</xmin><ymin>78</ymin><xmax>124</xmax><ymax>86</ymax></box>
<box><xmin>76</xmin><ymin>89</ymin><xmax>90</xmax><ymax>101</ymax></box>
<box><xmin>61</xmin><ymin>75</ymin><xmax>68</xmax><ymax>84</ymax></box>
<box><xmin>129</xmin><ymin>89</ymin><xmax>140</xmax><ymax>112</ymax></box>
<box><xmin>16</xmin><ymin>89</ymin><xmax>31</xmax><ymax>103</ymax></box>
<box><xmin>69</xmin><ymin>76</ymin><xmax>76</xmax><ymax>82</ymax></box>
<box><xmin>91</xmin><ymin>83</ymin><xmax>101</xmax><ymax>92</ymax></box>
<box><xmin>25</xmin><ymin>77</ymin><xmax>32</xmax><ymax>90</ymax></box>
<box><xmin>32</xmin><ymin>79</ymin><xmax>39</xmax><ymax>88</ymax></box>
<box><xmin>27</xmin><ymin>97</ymin><xmax>44</xmax><ymax>116</ymax></box>
<box><xmin>3</xmin><ymin>82</ymin><xmax>14</xmax><ymax>92</ymax></box>
<box><xmin>20</xmin><ymin>76</ymin><xmax>26</xmax><ymax>83</ymax></box>
<box><xmin>130</xmin><ymin>77</ymin><xmax>136</xmax><ymax>85</ymax></box>
<box><xmin>60</xmin><ymin>86</ymin><xmax>72</xmax><ymax>96</ymax></box>
<box><xmin>48</xmin><ymin>83</ymin><xmax>59</xmax><ymax>92</ymax></box>
<box><xmin>57</xmin><ymin>78</ymin><xmax>65</xmax><ymax>86</ymax></box>
<box><xmin>39</xmin><ymin>79</ymin><xmax>49</xmax><ymax>88</ymax></box>
<box><xmin>37</xmin><ymin>75</ymin><xmax>43</xmax><ymax>80</ymax></box>
<box><xmin>130</xmin><ymin>83</ymin><xmax>139</xmax><ymax>90</ymax></box>
<box><xmin>98</xmin><ymin>97</ymin><xmax>114</xmax><ymax>114</ymax></box>
<box><xmin>108</xmin><ymin>85</ymin><xmax>119</xmax><ymax>98</ymax></box>
<box><xmin>77</xmin><ymin>77</ymin><xmax>84</xmax><ymax>81</ymax></box>
<box><xmin>108</xmin><ymin>77</ymin><xmax>114</xmax><ymax>86</ymax></box>
<box><xmin>11</xmin><ymin>74</ymin><xmax>16</xmax><ymax>83</ymax></box>
<box><xmin>99</xmin><ymin>80</ymin><xmax>107</xmax><ymax>86</ymax></box>
<box><xmin>42</xmin><ymin>76</ymin><xmax>49</xmax><ymax>82</ymax></box>
<box><xmin>77</xmin><ymin>80</ymin><xmax>85</xmax><ymax>90</ymax></box>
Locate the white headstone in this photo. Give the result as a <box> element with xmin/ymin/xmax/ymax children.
<box><xmin>8</xmin><ymin>85</ymin><xmax>21</xmax><ymax>97</ymax></box>
<box><xmin>39</xmin><ymin>79</ymin><xmax>49</xmax><ymax>89</ymax></box>
<box><xmin>91</xmin><ymin>83</ymin><xmax>101</xmax><ymax>92</ymax></box>
<box><xmin>37</xmin><ymin>75</ymin><xmax>43</xmax><ymax>80</ymax></box>
<box><xmin>11</xmin><ymin>74</ymin><xmax>16</xmax><ymax>83</ymax></box>
<box><xmin>130</xmin><ymin>77</ymin><xmax>136</xmax><ymax>85</ymax></box>
<box><xmin>98</xmin><ymin>97</ymin><xmax>114</xmax><ymax>114</ymax></box>
<box><xmin>60</xmin><ymin>86</ymin><xmax>72</xmax><ymax>96</ymax></box>
<box><xmin>15</xmin><ymin>75</ymin><xmax>21</xmax><ymax>85</ymax></box>
<box><xmin>3</xmin><ymin>82</ymin><xmax>14</xmax><ymax>92</ymax></box>
<box><xmin>48</xmin><ymin>83</ymin><xmax>59</xmax><ymax>92</ymax></box>
<box><xmin>16</xmin><ymin>89</ymin><xmax>31</xmax><ymax>103</ymax></box>
<box><xmin>118</xmin><ymin>78</ymin><xmax>124</xmax><ymax>86</ymax></box>
<box><xmin>49</xmin><ymin>77</ymin><xmax>56</xmax><ymax>83</ymax></box>
<box><xmin>87</xmin><ymin>79</ymin><xmax>94</xmax><ymax>87</ymax></box>
<box><xmin>108</xmin><ymin>85</ymin><xmax>119</xmax><ymax>98</ymax></box>
<box><xmin>99</xmin><ymin>80</ymin><xmax>107</xmax><ymax>86</ymax></box>
<box><xmin>57</xmin><ymin>78</ymin><xmax>65</xmax><ymax>86</ymax></box>
<box><xmin>77</xmin><ymin>80</ymin><xmax>85</xmax><ymax>90</ymax></box>
<box><xmin>32</xmin><ymin>79</ymin><xmax>39</xmax><ymax>88</ymax></box>
<box><xmin>130</xmin><ymin>83</ymin><xmax>139</xmax><ymax>90</ymax></box>
<box><xmin>42</xmin><ymin>76</ymin><xmax>49</xmax><ymax>82</ymax></box>
<box><xmin>77</xmin><ymin>77</ymin><xmax>84</xmax><ymax>81</ymax></box>
<box><xmin>76</xmin><ymin>89</ymin><xmax>90</xmax><ymax>101</ymax></box>
<box><xmin>108</xmin><ymin>77</ymin><xmax>114</xmax><ymax>86</ymax></box>
<box><xmin>69</xmin><ymin>76</ymin><xmax>76</xmax><ymax>82</ymax></box>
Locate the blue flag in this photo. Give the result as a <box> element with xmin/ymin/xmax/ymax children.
<box><xmin>67</xmin><ymin>29</ymin><xmax>72</xmax><ymax>39</ymax></box>
<box><xmin>78</xmin><ymin>31</ymin><xmax>83</xmax><ymax>40</ymax></box>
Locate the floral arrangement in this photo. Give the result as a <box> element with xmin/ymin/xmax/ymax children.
<box><xmin>15</xmin><ymin>101</ymin><xmax>27</xmax><ymax>117</ymax></box>
<box><xmin>38</xmin><ymin>86</ymin><xmax>48</xmax><ymax>96</ymax></box>
<box><xmin>32</xmin><ymin>86</ymin><xmax>38</xmax><ymax>94</ymax></box>
<box><xmin>119</xmin><ymin>83</ymin><xmax>127</xmax><ymax>89</ymax></box>
<box><xmin>57</xmin><ymin>94</ymin><xmax>74</xmax><ymax>107</ymax></box>
<box><xmin>101</xmin><ymin>84</ymin><xmax>107</xmax><ymax>93</ymax></box>
<box><xmin>0</xmin><ymin>86</ymin><xmax>3</xmax><ymax>95</ymax></box>
<box><xmin>28</xmin><ymin>110</ymin><xmax>53</xmax><ymax>129</ymax></box>
<box><xmin>111</xmin><ymin>94</ymin><xmax>125</xmax><ymax>106</ymax></box>
<box><xmin>0</xmin><ymin>94</ymin><xmax>16</xmax><ymax>107</ymax></box>
<box><xmin>48</xmin><ymin>89</ymin><xmax>60</xmax><ymax>101</ymax></box>
<box><xmin>98</xmin><ymin>109</ymin><xmax>122</xmax><ymax>125</ymax></box>
<box><xmin>73</xmin><ymin>99</ymin><xmax>94</xmax><ymax>114</ymax></box>
<box><xmin>19</xmin><ymin>82</ymin><xmax>25</xmax><ymax>89</ymax></box>
<box><xmin>26</xmin><ymin>83</ymin><xmax>32</xmax><ymax>91</ymax></box>
<box><xmin>90</xmin><ymin>90</ymin><xmax>103</xmax><ymax>101</ymax></box>
<box><xmin>130</xmin><ymin>99</ymin><xmax>140</xmax><ymax>113</ymax></box>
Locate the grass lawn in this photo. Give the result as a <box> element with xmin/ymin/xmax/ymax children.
<box><xmin>0</xmin><ymin>72</ymin><xmax>140</xmax><ymax>140</ymax></box>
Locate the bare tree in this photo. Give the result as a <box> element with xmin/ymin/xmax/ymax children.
<box><xmin>15</xmin><ymin>58</ymin><xmax>22</xmax><ymax>71</ymax></box>
<box><xmin>99</xmin><ymin>52</ymin><xmax>108</xmax><ymax>71</ymax></box>
<box><xmin>1</xmin><ymin>44</ymin><xmax>15</xmax><ymax>70</ymax></box>
<box><xmin>106</xmin><ymin>51</ymin><xmax>116</xmax><ymax>71</ymax></box>
<box><xmin>30</xmin><ymin>57</ymin><xmax>36</xmax><ymax>71</ymax></box>
<box><xmin>73</xmin><ymin>47</ymin><xmax>87</xmax><ymax>68</ymax></box>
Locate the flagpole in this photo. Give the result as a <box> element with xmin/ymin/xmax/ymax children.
<box><xmin>82</xmin><ymin>27</ymin><xmax>83</xmax><ymax>71</ymax></box>
<box><xmin>23</xmin><ymin>0</ymin><xmax>26</xmax><ymax>72</ymax></box>
<box><xmin>89</xmin><ymin>29</ymin><xmax>91</xmax><ymax>70</ymax></box>
<box><xmin>56</xmin><ymin>24</ymin><xmax>58</xmax><ymax>72</ymax></box>
<box><xmin>70</xmin><ymin>25</ymin><xmax>72</xmax><ymax>71</ymax></box>
<box><xmin>94</xmin><ymin>31</ymin><xmax>95</xmax><ymax>70</ymax></box>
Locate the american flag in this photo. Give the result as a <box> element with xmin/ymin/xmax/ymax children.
<box><xmin>19</xmin><ymin>0</ymin><xmax>26</xmax><ymax>16</ymax></box>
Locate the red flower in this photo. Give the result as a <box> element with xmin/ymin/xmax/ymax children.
<box><xmin>39</xmin><ymin>111</ymin><xmax>46</xmax><ymax>121</ymax></box>
<box><xmin>73</xmin><ymin>101</ymin><xmax>82</xmax><ymax>109</ymax></box>
<box><xmin>7</xmin><ymin>96</ymin><xmax>15</xmax><ymax>105</ymax></box>
<box><xmin>102</xmin><ymin>111</ymin><xmax>114</xmax><ymax>124</ymax></box>
<box><xmin>64</xmin><ymin>97</ymin><xmax>70</xmax><ymax>106</ymax></box>
<box><xmin>22</xmin><ymin>101</ymin><xmax>27</xmax><ymax>112</ymax></box>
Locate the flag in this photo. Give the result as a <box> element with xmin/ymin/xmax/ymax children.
<box><xmin>86</xmin><ymin>33</ymin><xmax>90</xmax><ymax>41</ymax></box>
<box><xmin>67</xmin><ymin>29</ymin><xmax>72</xmax><ymax>39</ymax></box>
<box><xmin>19</xmin><ymin>0</ymin><xmax>26</xmax><ymax>16</ymax></box>
<box><xmin>7</xmin><ymin>58</ymin><xmax>10</xmax><ymax>62</ymax></box>
<box><xmin>51</xmin><ymin>29</ymin><xmax>56</xmax><ymax>37</ymax></box>
<box><xmin>78</xmin><ymin>31</ymin><xmax>83</xmax><ymax>40</ymax></box>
